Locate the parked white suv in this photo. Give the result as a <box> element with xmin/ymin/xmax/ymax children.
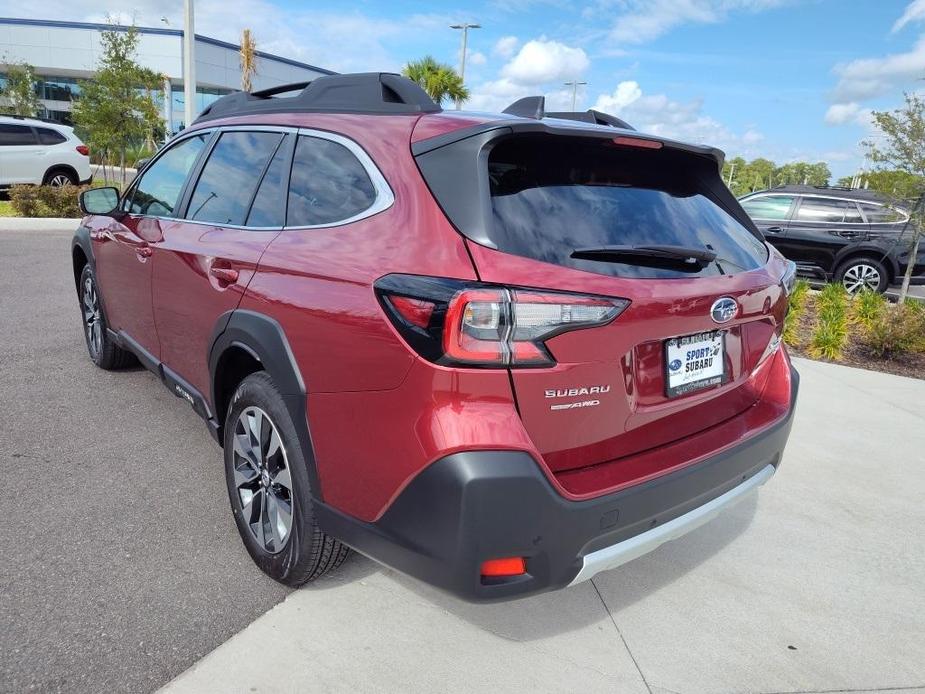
<box><xmin>0</xmin><ymin>115</ymin><xmax>92</xmax><ymax>188</ymax></box>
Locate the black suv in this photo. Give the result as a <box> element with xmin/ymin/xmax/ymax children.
<box><xmin>739</xmin><ymin>185</ymin><xmax>925</xmax><ymax>293</ymax></box>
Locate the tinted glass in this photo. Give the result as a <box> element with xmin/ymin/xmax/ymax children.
<box><xmin>860</xmin><ymin>202</ymin><xmax>904</xmax><ymax>223</ymax></box>
<box><xmin>796</xmin><ymin>198</ymin><xmax>857</xmax><ymax>223</ymax></box>
<box><xmin>246</xmin><ymin>136</ymin><xmax>290</xmax><ymax>227</ymax></box>
<box><xmin>287</xmin><ymin>136</ymin><xmax>377</xmax><ymax>227</ymax></box>
<box><xmin>740</xmin><ymin>195</ymin><xmax>794</xmax><ymax>221</ymax></box>
<box><xmin>188</xmin><ymin>131</ymin><xmax>283</xmax><ymax>226</ymax></box>
<box><xmin>487</xmin><ymin>135</ymin><xmax>768</xmax><ymax>279</ymax></box>
<box><xmin>0</xmin><ymin>124</ymin><xmax>37</xmax><ymax>146</ymax></box>
<box><xmin>36</xmin><ymin>127</ymin><xmax>67</xmax><ymax>145</ymax></box>
<box><xmin>842</xmin><ymin>201</ymin><xmax>863</xmax><ymax>223</ymax></box>
<box><xmin>130</xmin><ymin>134</ymin><xmax>208</xmax><ymax>216</ymax></box>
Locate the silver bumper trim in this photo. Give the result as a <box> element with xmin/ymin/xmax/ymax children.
<box><xmin>568</xmin><ymin>463</ymin><xmax>775</xmax><ymax>586</ymax></box>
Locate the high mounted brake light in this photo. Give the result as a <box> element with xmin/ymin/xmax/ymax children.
<box><xmin>610</xmin><ymin>136</ymin><xmax>662</xmax><ymax>150</ymax></box>
<box><xmin>376</xmin><ymin>275</ymin><xmax>629</xmax><ymax>368</ymax></box>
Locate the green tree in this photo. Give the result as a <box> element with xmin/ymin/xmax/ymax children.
<box><xmin>402</xmin><ymin>56</ymin><xmax>469</xmax><ymax>106</ymax></box>
<box><xmin>841</xmin><ymin>169</ymin><xmax>925</xmax><ymax>199</ymax></box>
<box><xmin>72</xmin><ymin>23</ymin><xmax>164</xmax><ymax>188</ymax></box>
<box><xmin>864</xmin><ymin>93</ymin><xmax>925</xmax><ymax>303</ymax></box>
<box><xmin>0</xmin><ymin>61</ymin><xmax>40</xmax><ymax>117</ymax></box>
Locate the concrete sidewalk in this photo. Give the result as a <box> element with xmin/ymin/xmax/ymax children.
<box><xmin>160</xmin><ymin>358</ymin><xmax>925</xmax><ymax>694</ymax></box>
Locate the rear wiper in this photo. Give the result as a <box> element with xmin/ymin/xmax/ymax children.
<box><xmin>570</xmin><ymin>244</ymin><xmax>717</xmax><ymax>271</ymax></box>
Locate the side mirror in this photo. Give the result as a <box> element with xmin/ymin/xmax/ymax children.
<box><xmin>79</xmin><ymin>187</ymin><xmax>120</xmax><ymax>216</ymax></box>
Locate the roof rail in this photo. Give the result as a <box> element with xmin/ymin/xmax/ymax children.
<box><xmin>0</xmin><ymin>112</ymin><xmax>69</xmax><ymax>125</ymax></box>
<box><xmin>500</xmin><ymin>97</ymin><xmax>633</xmax><ymax>130</ymax></box>
<box><xmin>194</xmin><ymin>72</ymin><xmax>441</xmax><ymax>124</ymax></box>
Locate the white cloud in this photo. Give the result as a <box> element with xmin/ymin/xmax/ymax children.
<box><xmin>593</xmin><ymin>80</ymin><xmax>643</xmax><ymax>111</ymax></box>
<box><xmin>830</xmin><ymin>35</ymin><xmax>925</xmax><ymax>103</ymax></box>
<box><xmin>493</xmin><ymin>36</ymin><xmax>519</xmax><ymax>58</ymax></box>
<box><xmin>824</xmin><ymin>102</ymin><xmax>874</xmax><ymax>127</ymax></box>
<box><xmin>609</xmin><ymin>0</ymin><xmax>790</xmax><ymax>45</ymax></box>
<box><xmin>893</xmin><ymin>0</ymin><xmax>925</xmax><ymax>32</ymax></box>
<box><xmin>468</xmin><ymin>51</ymin><xmax>487</xmax><ymax>66</ymax></box>
<box><xmin>500</xmin><ymin>38</ymin><xmax>589</xmax><ymax>84</ymax></box>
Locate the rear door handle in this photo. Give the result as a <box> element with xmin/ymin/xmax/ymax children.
<box><xmin>209</xmin><ymin>266</ymin><xmax>239</xmax><ymax>284</ymax></box>
<box><xmin>765</xmin><ymin>226</ymin><xmax>784</xmax><ymax>234</ymax></box>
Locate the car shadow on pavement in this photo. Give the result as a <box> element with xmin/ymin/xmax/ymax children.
<box><xmin>311</xmin><ymin>493</ymin><xmax>759</xmax><ymax>641</ymax></box>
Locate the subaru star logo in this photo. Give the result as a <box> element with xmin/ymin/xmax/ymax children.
<box><xmin>710</xmin><ymin>297</ymin><xmax>738</xmax><ymax>324</ymax></box>
<box><xmin>669</xmin><ymin>358</ymin><xmax>682</xmax><ymax>372</ymax></box>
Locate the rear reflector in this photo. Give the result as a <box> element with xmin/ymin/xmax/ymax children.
<box><xmin>76</xmin><ymin>144</ymin><xmax>90</xmax><ymax>156</ymax></box>
<box><xmin>480</xmin><ymin>557</ymin><xmax>526</xmax><ymax>577</ymax></box>
<box><xmin>611</xmin><ymin>136</ymin><xmax>662</xmax><ymax>150</ymax></box>
<box><xmin>387</xmin><ymin>295</ymin><xmax>435</xmax><ymax>328</ymax></box>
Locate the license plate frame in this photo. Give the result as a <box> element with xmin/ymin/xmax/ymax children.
<box><xmin>664</xmin><ymin>330</ymin><xmax>727</xmax><ymax>398</ymax></box>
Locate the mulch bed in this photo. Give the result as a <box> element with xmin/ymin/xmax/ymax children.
<box><xmin>789</xmin><ymin>343</ymin><xmax>925</xmax><ymax>380</ymax></box>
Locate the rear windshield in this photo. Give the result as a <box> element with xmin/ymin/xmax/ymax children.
<box><xmin>488</xmin><ymin>136</ymin><xmax>768</xmax><ymax>279</ymax></box>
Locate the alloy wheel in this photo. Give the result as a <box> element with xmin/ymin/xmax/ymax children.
<box><xmin>49</xmin><ymin>174</ymin><xmax>71</xmax><ymax>187</ymax></box>
<box><xmin>232</xmin><ymin>406</ymin><xmax>294</xmax><ymax>554</ymax></box>
<box><xmin>82</xmin><ymin>275</ymin><xmax>102</xmax><ymax>358</ymax></box>
<box><xmin>842</xmin><ymin>263</ymin><xmax>881</xmax><ymax>293</ymax></box>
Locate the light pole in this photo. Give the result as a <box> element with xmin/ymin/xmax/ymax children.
<box><xmin>450</xmin><ymin>22</ymin><xmax>480</xmax><ymax>110</ymax></box>
<box><xmin>564</xmin><ymin>80</ymin><xmax>587</xmax><ymax>111</ymax></box>
<box><xmin>183</xmin><ymin>0</ymin><xmax>196</xmax><ymax>129</ymax></box>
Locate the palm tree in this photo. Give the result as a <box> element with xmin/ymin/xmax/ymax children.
<box><xmin>402</xmin><ymin>56</ymin><xmax>469</xmax><ymax>106</ymax></box>
<box><xmin>239</xmin><ymin>28</ymin><xmax>257</xmax><ymax>92</ymax></box>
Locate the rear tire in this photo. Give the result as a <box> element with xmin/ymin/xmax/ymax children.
<box><xmin>43</xmin><ymin>168</ymin><xmax>78</xmax><ymax>187</ymax></box>
<box><xmin>835</xmin><ymin>256</ymin><xmax>889</xmax><ymax>294</ymax></box>
<box><xmin>223</xmin><ymin>371</ymin><xmax>349</xmax><ymax>586</ymax></box>
<box><xmin>78</xmin><ymin>264</ymin><xmax>135</xmax><ymax>370</ymax></box>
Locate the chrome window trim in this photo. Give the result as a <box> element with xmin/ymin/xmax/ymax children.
<box><xmin>283</xmin><ymin>127</ymin><xmax>394</xmax><ymax>231</ymax></box>
<box><xmin>122</xmin><ymin>124</ymin><xmax>394</xmax><ymax>231</ymax></box>
<box><xmin>742</xmin><ymin>191</ymin><xmax>909</xmax><ymax>225</ymax></box>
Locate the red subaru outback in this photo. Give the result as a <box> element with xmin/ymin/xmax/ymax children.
<box><xmin>73</xmin><ymin>73</ymin><xmax>798</xmax><ymax>601</ymax></box>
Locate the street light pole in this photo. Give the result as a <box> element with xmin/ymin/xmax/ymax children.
<box><xmin>450</xmin><ymin>22</ymin><xmax>480</xmax><ymax>110</ymax></box>
<box><xmin>183</xmin><ymin>0</ymin><xmax>196</xmax><ymax>130</ymax></box>
<box><xmin>564</xmin><ymin>80</ymin><xmax>587</xmax><ymax>111</ymax></box>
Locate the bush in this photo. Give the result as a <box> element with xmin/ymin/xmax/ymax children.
<box><xmin>783</xmin><ymin>279</ymin><xmax>810</xmax><ymax>346</ymax></box>
<box><xmin>851</xmin><ymin>289</ymin><xmax>887</xmax><ymax>331</ymax></box>
<box><xmin>9</xmin><ymin>184</ymin><xmax>85</xmax><ymax>218</ymax></box>
<box><xmin>809</xmin><ymin>283</ymin><xmax>849</xmax><ymax>360</ymax></box>
<box><xmin>865</xmin><ymin>301</ymin><xmax>925</xmax><ymax>357</ymax></box>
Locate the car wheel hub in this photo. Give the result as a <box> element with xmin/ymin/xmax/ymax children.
<box><xmin>232</xmin><ymin>406</ymin><xmax>293</xmax><ymax>554</ymax></box>
<box><xmin>842</xmin><ymin>263</ymin><xmax>881</xmax><ymax>293</ymax></box>
<box><xmin>82</xmin><ymin>276</ymin><xmax>102</xmax><ymax>357</ymax></box>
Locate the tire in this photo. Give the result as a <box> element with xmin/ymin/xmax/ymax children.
<box><xmin>835</xmin><ymin>256</ymin><xmax>889</xmax><ymax>294</ymax></box>
<box><xmin>78</xmin><ymin>264</ymin><xmax>135</xmax><ymax>370</ymax></box>
<box><xmin>43</xmin><ymin>168</ymin><xmax>78</xmax><ymax>187</ymax></box>
<box><xmin>223</xmin><ymin>371</ymin><xmax>349</xmax><ymax>586</ymax></box>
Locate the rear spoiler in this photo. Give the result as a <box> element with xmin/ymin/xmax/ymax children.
<box><xmin>501</xmin><ymin>95</ymin><xmax>635</xmax><ymax>131</ymax></box>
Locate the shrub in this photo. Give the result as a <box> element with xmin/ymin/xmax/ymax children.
<box><xmin>9</xmin><ymin>184</ymin><xmax>85</xmax><ymax>218</ymax></box>
<box><xmin>809</xmin><ymin>283</ymin><xmax>849</xmax><ymax>360</ymax></box>
<box><xmin>851</xmin><ymin>289</ymin><xmax>887</xmax><ymax>331</ymax></box>
<box><xmin>783</xmin><ymin>279</ymin><xmax>810</xmax><ymax>346</ymax></box>
<box><xmin>863</xmin><ymin>301</ymin><xmax>925</xmax><ymax>357</ymax></box>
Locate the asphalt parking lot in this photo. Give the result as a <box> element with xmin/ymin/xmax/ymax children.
<box><xmin>2</xmin><ymin>225</ymin><xmax>924</xmax><ymax>694</ymax></box>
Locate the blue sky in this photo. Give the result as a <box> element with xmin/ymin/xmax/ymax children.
<box><xmin>4</xmin><ymin>0</ymin><xmax>925</xmax><ymax>178</ymax></box>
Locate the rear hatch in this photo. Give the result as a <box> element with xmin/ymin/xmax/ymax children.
<box><xmin>412</xmin><ymin>122</ymin><xmax>789</xmax><ymax>480</ymax></box>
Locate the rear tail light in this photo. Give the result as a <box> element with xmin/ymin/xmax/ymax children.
<box><xmin>76</xmin><ymin>145</ymin><xmax>90</xmax><ymax>156</ymax></box>
<box><xmin>780</xmin><ymin>260</ymin><xmax>797</xmax><ymax>296</ymax></box>
<box><xmin>376</xmin><ymin>274</ymin><xmax>628</xmax><ymax>368</ymax></box>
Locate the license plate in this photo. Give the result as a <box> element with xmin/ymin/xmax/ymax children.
<box><xmin>665</xmin><ymin>331</ymin><xmax>726</xmax><ymax>398</ymax></box>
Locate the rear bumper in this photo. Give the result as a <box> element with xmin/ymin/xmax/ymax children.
<box><xmin>316</xmin><ymin>365</ymin><xmax>799</xmax><ymax>602</ymax></box>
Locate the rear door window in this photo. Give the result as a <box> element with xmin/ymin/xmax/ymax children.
<box><xmin>287</xmin><ymin>135</ymin><xmax>377</xmax><ymax>227</ymax></box>
<box><xmin>187</xmin><ymin>131</ymin><xmax>284</xmax><ymax>226</ymax></box>
<box><xmin>740</xmin><ymin>195</ymin><xmax>794</xmax><ymax>221</ymax></box>
<box><xmin>246</xmin><ymin>136</ymin><xmax>291</xmax><ymax>227</ymax></box>
<box><xmin>0</xmin><ymin>124</ymin><xmax>37</xmax><ymax>146</ymax></box>
<box><xmin>487</xmin><ymin>135</ymin><xmax>768</xmax><ymax>278</ymax></box>
<box><xmin>795</xmin><ymin>197</ymin><xmax>857</xmax><ymax>223</ymax></box>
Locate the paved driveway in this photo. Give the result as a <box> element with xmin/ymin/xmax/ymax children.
<box><xmin>2</xmin><ymin>226</ymin><xmax>924</xmax><ymax>694</ymax></box>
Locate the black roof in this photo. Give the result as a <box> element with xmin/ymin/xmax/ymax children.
<box><xmin>194</xmin><ymin>73</ymin><xmax>441</xmax><ymax>124</ymax></box>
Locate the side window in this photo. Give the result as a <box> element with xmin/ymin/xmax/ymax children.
<box><xmin>246</xmin><ymin>135</ymin><xmax>291</xmax><ymax>227</ymax></box>
<box><xmin>187</xmin><ymin>131</ymin><xmax>284</xmax><ymax>226</ymax></box>
<box><xmin>842</xmin><ymin>201</ymin><xmax>864</xmax><ymax>223</ymax></box>
<box><xmin>860</xmin><ymin>202</ymin><xmax>904</xmax><ymax>223</ymax></box>
<box><xmin>796</xmin><ymin>197</ymin><xmax>849</xmax><ymax>223</ymax></box>
<box><xmin>0</xmin><ymin>124</ymin><xmax>38</xmax><ymax>146</ymax></box>
<box><xmin>36</xmin><ymin>127</ymin><xmax>67</xmax><ymax>145</ymax></box>
<box><xmin>287</xmin><ymin>135</ymin><xmax>377</xmax><ymax>227</ymax></box>
<box><xmin>740</xmin><ymin>195</ymin><xmax>794</xmax><ymax>221</ymax></box>
<box><xmin>130</xmin><ymin>134</ymin><xmax>209</xmax><ymax>217</ymax></box>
